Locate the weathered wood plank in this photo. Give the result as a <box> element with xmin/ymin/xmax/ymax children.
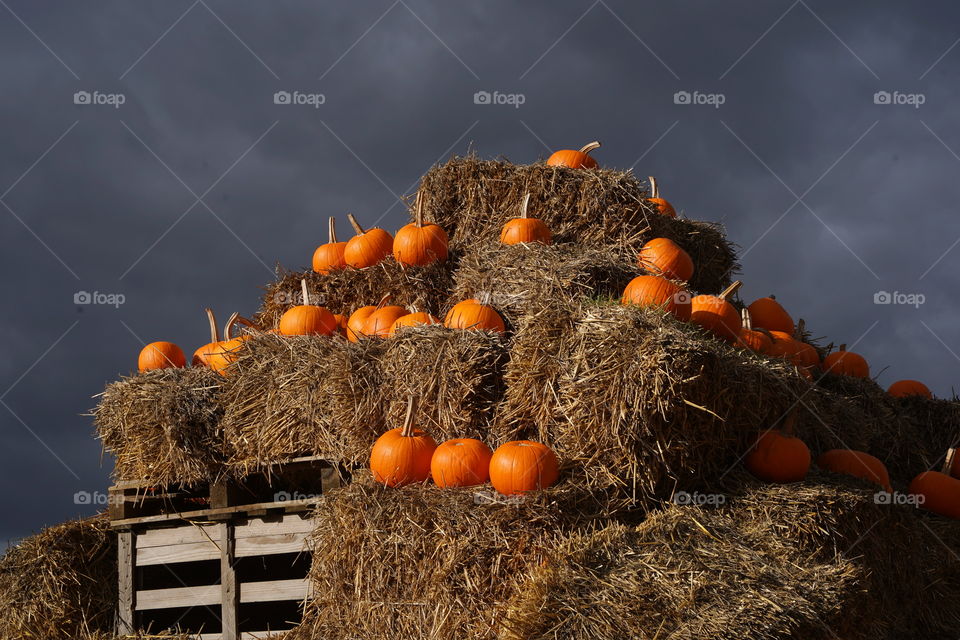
<box><xmin>235</xmin><ymin>532</ymin><xmax>309</xmax><ymax>558</ymax></box>
<box><xmin>137</xmin><ymin>523</ymin><xmax>219</xmax><ymax>548</ymax></box>
<box><xmin>118</xmin><ymin>530</ymin><xmax>135</xmax><ymax>632</ymax></box>
<box><xmin>137</xmin><ymin>540</ymin><xmax>221</xmax><ymax>566</ymax></box>
<box><xmin>235</xmin><ymin>514</ymin><xmax>314</xmax><ymax>538</ymax></box>
<box><xmin>135</xmin><ymin>584</ymin><xmax>220</xmax><ymax>610</ymax></box>
<box><xmin>239</xmin><ymin>578</ymin><xmax>311</xmax><ymax>603</ymax></box>
<box><xmin>221</xmin><ymin>522</ymin><xmax>238</xmax><ymax>640</ymax></box>
<box><xmin>109</xmin><ymin>496</ymin><xmax>322</xmax><ymax>528</ymax></box>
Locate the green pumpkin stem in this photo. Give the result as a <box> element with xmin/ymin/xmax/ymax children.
<box><xmin>579</xmin><ymin>141</ymin><xmax>601</xmax><ymax>155</ymax></box>
<box><xmin>204</xmin><ymin>308</ymin><xmax>220</xmax><ymax>344</ymax></box>
<box><xmin>347</xmin><ymin>213</ymin><xmax>365</xmax><ymax>235</ymax></box>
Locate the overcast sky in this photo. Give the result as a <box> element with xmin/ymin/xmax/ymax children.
<box><xmin>2</xmin><ymin>1</ymin><xmax>959</xmax><ymax>542</ymax></box>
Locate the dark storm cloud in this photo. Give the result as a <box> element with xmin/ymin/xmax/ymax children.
<box><xmin>3</xmin><ymin>1</ymin><xmax>960</xmax><ymax>541</ymax></box>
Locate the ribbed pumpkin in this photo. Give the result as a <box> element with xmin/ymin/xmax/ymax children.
<box><xmin>501</xmin><ymin>193</ymin><xmax>552</xmax><ymax>246</ymax></box>
<box><xmin>736</xmin><ymin>308</ymin><xmax>772</xmax><ymax>353</ymax></box>
<box><xmin>637</xmin><ymin>237</ymin><xmax>693</xmax><ymax>282</ymax></box>
<box><xmin>823</xmin><ymin>344</ymin><xmax>869</xmax><ymax>378</ymax></box>
<box><xmin>192</xmin><ymin>308</ymin><xmax>221</xmax><ymax>367</ymax></box>
<box><xmin>332</xmin><ymin>313</ymin><xmax>349</xmax><ymax>338</ymax></box>
<box><xmin>369</xmin><ymin>399</ymin><xmax>437</xmax><ymax>487</ymax></box>
<box><xmin>818</xmin><ymin>449</ymin><xmax>892</xmax><ymax>492</ymax></box>
<box><xmin>312</xmin><ymin>217</ymin><xmax>348</xmax><ymax>274</ymax></box>
<box><xmin>888</xmin><ymin>379</ymin><xmax>932</xmax><ymax>399</ymax></box>
<box><xmin>363</xmin><ymin>296</ymin><xmax>409</xmax><ymax>338</ymax></box>
<box><xmin>489</xmin><ymin>441</ymin><xmax>559</xmax><ymax>495</ymax></box>
<box><xmin>745</xmin><ymin>412</ymin><xmax>810</xmax><ymax>483</ymax></box>
<box><xmin>393</xmin><ymin>193</ymin><xmax>449</xmax><ymax>266</ymax></box>
<box><xmin>747</xmin><ymin>295</ymin><xmax>794</xmax><ymax>333</ymax></box>
<box><xmin>278</xmin><ymin>280</ymin><xmax>338</xmax><ymax>336</ymax></box>
<box><xmin>546</xmin><ymin>141</ymin><xmax>600</xmax><ymax>169</ymax></box>
<box><xmin>389</xmin><ymin>311</ymin><xmax>441</xmax><ymax>336</ymax></box>
<box><xmin>444</xmin><ymin>300</ymin><xmax>505</xmax><ymax>332</ymax></box>
<box><xmin>444</xmin><ymin>299</ymin><xmax>478</xmax><ymax>324</ymax></box>
<box><xmin>138</xmin><ymin>341</ymin><xmax>186</xmax><ymax>372</ymax></box>
<box><xmin>431</xmin><ymin>438</ymin><xmax>493</xmax><ymax>488</ymax></box>
<box><xmin>207</xmin><ymin>313</ymin><xmax>250</xmax><ymax>376</ymax></box>
<box><xmin>347</xmin><ymin>304</ymin><xmax>377</xmax><ymax>342</ymax></box>
<box><xmin>766</xmin><ymin>331</ymin><xmax>802</xmax><ymax>362</ymax></box>
<box><xmin>646</xmin><ymin>176</ymin><xmax>676</xmax><ymax>218</ymax></box>
<box><xmin>344</xmin><ymin>213</ymin><xmax>394</xmax><ymax>268</ymax></box>
<box><xmin>909</xmin><ymin>450</ymin><xmax>960</xmax><ymax>519</ymax></box>
<box><xmin>690</xmin><ymin>281</ymin><xmax>743</xmax><ymax>341</ymax></box>
<box><xmin>621</xmin><ymin>275</ymin><xmax>692</xmax><ymax>321</ymax></box>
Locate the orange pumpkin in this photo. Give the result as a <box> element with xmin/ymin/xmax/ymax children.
<box><xmin>312</xmin><ymin>217</ymin><xmax>348</xmax><ymax>274</ymax></box>
<box><xmin>888</xmin><ymin>379</ymin><xmax>932</xmax><ymax>399</ymax></box>
<box><xmin>363</xmin><ymin>296</ymin><xmax>409</xmax><ymax>338</ymax></box>
<box><xmin>546</xmin><ymin>141</ymin><xmax>600</xmax><ymax>169</ymax></box>
<box><xmin>444</xmin><ymin>299</ymin><xmax>479</xmax><ymax>324</ymax></box>
<box><xmin>910</xmin><ymin>451</ymin><xmax>960</xmax><ymax>519</ymax></box>
<box><xmin>389</xmin><ymin>311</ymin><xmax>441</xmax><ymax>335</ymax></box>
<box><xmin>637</xmin><ymin>237</ymin><xmax>693</xmax><ymax>282</ymax></box>
<box><xmin>823</xmin><ymin>344</ymin><xmax>869</xmax><ymax>378</ymax></box>
<box><xmin>278</xmin><ymin>280</ymin><xmax>338</xmax><ymax>336</ymax></box>
<box><xmin>818</xmin><ymin>449</ymin><xmax>892</xmax><ymax>492</ymax></box>
<box><xmin>369</xmin><ymin>399</ymin><xmax>437</xmax><ymax>487</ymax></box>
<box><xmin>621</xmin><ymin>275</ymin><xmax>691</xmax><ymax>321</ymax></box>
<box><xmin>501</xmin><ymin>193</ymin><xmax>552</xmax><ymax>246</ymax></box>
<box><xmin>444</xmin><ymin>300</ymin><xmax>505</xmax><ymax>332</ymax></box>
<box><xmin>347</xmin><ymin>305</ymin><xmax>378</xmax><ymax>342</ymax></box>
<box><xmin>344</xmin><ymin>213</ymin><xmax>393</xmax><ymax>268</ymax></box>
<box><xmin>489</xmin><ymin>441</ymin><xmax>559</xmax><ymax>495</ymax></box>
<box><xmin>747</xmin><ymin>295</ymin><xmax>794</xmax><ymax>334</ymax></box>
<box><xmin>138</xmin><ymin>341</ymin><xmax>186</xmax><ymax>372</ymax></box>
<box><xmin>646</xmin><ymin>176</ymin><xmax>676</xmax><ymax>218</ymax></box>
<box><xmin>192</xmin><ymin>308</ymin><xmax>221</xmax><ymax>367</ymax></box>
<box><xmin>332</xmin><ymin>313</ymin><xmax>349</xmax><ymax>338</ymax></box>
<box><xmin>431</xmin><ymin>438</ymin><xmax>493</xmax><ymax>488</ymax></box>
<box><xmin>207</xmin><ymin>313</ymin><xmax>250</xmax><ymax>375</ymax></box>
<box><xmin>690</xmin><ymin>281</ymin><xmax>743</xmax><ymax>341</ymax></box>
<box><xmin>790</xmin><ymin>320</ymin><xmax>820</xmax><ymax>370</ymax></box>
<box><xmin>745</xmin><ymin>411</ymin><xmax>810</xmax><ymax>483</ymax></box>
<box><xmin>766</xmin><ymin>330</ymin><xmax>801</xmax><ymax>361</ymax></box>
<box><xmin>394</xmin><ymin>193</ymin><xmax>449</xmax><ymax>266</ymax></box>
<box><xmin>736</xmin><ymin>308</ymin><xmax>772</xmax><ymax>354</ymax></box>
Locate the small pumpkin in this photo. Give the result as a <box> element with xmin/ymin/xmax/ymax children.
<box><xmin>747</xmin><ymin>295</ymin><xmax>794</xmax><ymax>334</ymax></box>
<box><xmin>646</xmin><ymin>176</ymin><xmax>676</xmax><ymax>218</ymax></box>
<box><xmin>192</xmin><ymin>308</ymin><xmax>221</xmax><ymax>367</ymax></box>
<box><xmin>791</xmin><ymin>320</ymin><xmax>821</xmax><ymax>370</ymax></box>
<box><xmin>344</xmin><ymin>213</ymin><xmax>394</xmax><ymax>268</ymax></box>
<box><xmin>621</xmin><ymin>275</ymin><xmax>692</xmax><ymax>321</ymax></box>
<box><xmin>363</xmin><ymin>295</ymin><xmax>410</xmax><ymax>338</ymax></box>
<box><xmin>637</xmin><ymin>237</ymin><xmax>693</xmax><ymax>282</ymax></box>
<box><xmin>909</xmin><ymin>449</ymin><xmax>960</xmax><ymax>519</ymax></box>
<box><xmin>817</xmin><ymin>449</ymin><xmax>892</xmax><ymax>492</ymax></box>
<box><xmin>347</xmin><ymin>304</ymin><xmax>378</xmax><ymax>342</ymax></box>
<box><xmin>207</xmin><ymin>313</ymin><xmax>251</xmax><ymax>375</ymax></box>
<box><xmin>489</xmin><ymin>440</ymin><xmax>560</xmax><ymax>495</ymax></box>
<box><xmin>766</xmin><ymin>330</ymin><xmax>802</xmax><ymax>361</ymax></box>
<box><xmin>389</xmin><ymin>311</ymin><xmax>441</xmax><ymax>336</ymax></box>
<box><xmin>444</xmin><ymin>299</ymin><xmax>478</xmax><ymax>324</ymax></box>
<box><xmin>312</xmin><ymin>217</ymin><xmax>348</xmax><ymax>274</ymax></box>
<box><xmin>736</xmin><ymin>308</ymin><xmax>772</xmax><ymax>353</ymax></box>
<box><xmin>501</xmin><ymin>193</ymin><xmax>552</xmax><ymax>246</ymax></box>
<box><xmin>444</xmin><ymin>299</ymin><xmax>505</xmax><ymax>332</ymax></box>
<box><xmin>690</xmin><ymin>281</ymin><xmax>743</xmax><ymax>341</ymax></box>
<box><xmin>888</xmin><ymin>379</ymin><xmax>932</xmax><ymax>399</ymax></box>
<box><xmin>138</xmin><ymin>341</ymin><xmax>186</xmax><ymax>372</ymax></box>
<box><xmin>745</xmin><ymin>411</ymin><xmax>811</xmax><ymax>483</ymax></box>
<box><xmin>431</xmin><ymin>438</ymin><xmax>493</xmax><ymax>488</ymax></box>
<box><xmin>546</xmin><ymin>141</ymin><xmax>601</xmax><ymax>169</ymax></box>
<box><xmin>332</xmin><ymin>313</ymin><xmax>349</xmax><ymax>338</ymax></box>
<box><xmin>369</xmin><ymin>398</ymin><xmax>437</xmax><ymax>487</ymax></box>
<box><xmin>278</xmin><ymin>280</ymin><xmax>338</xmax><ymax>336</ymax></box>
<box><xmin>394</xmin><ymin>192</ymin><xmax>449</xmax><ymax>266</ymax></box>
<box><xmin>822</xmin><ymin>344</ymin><xmax>869</xmax><ymax>378</ymax></box>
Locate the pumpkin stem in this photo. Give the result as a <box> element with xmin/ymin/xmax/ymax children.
<box><xmin>719</xmin><ymin>280</ymin><xmax>742</xmax><ymax>301</ymax></box>
<box><xmin>578</xmin><ymin>140</ymin><xmax>601</xmax><ymax>155</ymax></box>
<box><xmin>414</xmin><ymin>191</ymin><xmax>424</xmax><ymax>228</ymax></box>
<box><xmin>347</xmin><ymin>213</ymin><xmax>365</xmax><ymax>235</ymax></box>
<box><xmin>943</xmin><ymin>448</ymin><xmax>957</xmax><ymax>475</ymax></box>
<box><xmin>648</xmin><ymin>176</ymin><xmax>659</xmax><ymax>199</ymax></box>
<box><xmin>223</xmin><ymin>312</ymin><xmax>240</xmax><ymax>341</ymax></box>
<box><xmin>400</xmin><ymin>397</ymin><xmax>416</xmax><ymax>438</ymax></box>
<box><xmin>375</xmin><ymin>293</ymin><xmax>392</xmax><ymax>311</ymax></box>
<box><xmin>741</xmin><ymin>308</ymin><xmax>752</xmax><ymax>331</ymax></box>
<box><xmin>328</xmin><ymin>217</ymin><xmax>337</xmax><ymax>244</ymax></box>
<box><xmin>204</xmin><ymin>308</ymin><xmax>220</xmax><ymax>343</ymax></box>
<box><xmin>781</xmin><ymin>408</ymin><xmax>799</xmax><ymax>436</ymax></box>
<box><xmin>794</xmin><ymin>318</ymin><xmax>805</xmax><ymax>341</ymax></box>
<box><xmin>301</xmin><ymin>279</ymin><xmax>311</xmax><ymax>306</ymax></box>
<box><xmin>520</xmin><ymin>193</ymin><xmax>531</xmax><ymax>219</ymax></box>
<box><xmin>234</xmin><ymin>315</ymin><xmax>260</xmax><ymax>331</ymax></box>
<box><xmin>838</xmin><ymin>343</ymin><xmax>847</xmax><ymax>352</ymax></box>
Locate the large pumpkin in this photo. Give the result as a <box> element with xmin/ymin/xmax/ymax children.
<box><xmin>910</xmin><ymin>451</ymin><xmax>960</xmax><ymax>519</ymax></box>
<box><xmin>389</xmin><ymin>311</ymin><xmax>441</xmax><ymax>336</ymax></box>
<box><xmin>192</xmin><ymin>308</ymin><xmax>221</xmax><ymax>367</ymax></box>
<box><xmin>621</xmin><ymin>275</ymin><xmax>691</xmax><ymax>321</ymax></box>
<box><xmin>690</xmin><ymin>281</ymin><xmax>743</xmax><ymax>341</ymax></box>
<box><xmin>312</xmin><ymin>217</ymin><xmax>348</xmax><ymax>274</ymax></box>
<box><xmin>817</xmin><ymin>449</ymin><xmax>892</xmax><ymax>492</ymax></box>
<box><xmin>747</xmin><ymin>295</ymin><xmax>794</xmax><ymax>333</ymax></box>
<box><xmin>745</xmin><ymin>412</ymin><xmax>811</xmax><ymax>483</ymax></box>
<box><xmin>501</xmin><ymin>193</ymin><xmax>552</xmax><ymax>246</ymax></box>
<box><xmin>489</xmin><ymin>440</ymin><xmax>559</xmax><ymax>495</ymax></box>
<box><xmin>637</xmin><ymin>237</ymin><xmax>693</xmax><ymax>282</ymax></box>
<box><xmin>888</xmin><ymin>379</ymin><xmax>932</xmax><ymax>399</ymax></box>
<box><xmin>646</xmin><ymin>176</ymin><xmax>676</xmax><ymax>218</ymax></box>
<box><xmin>822</xmin><ymin>344</ymin><xmax>869</xmax><ymax>378</ymax></box>
<box><xmin>393</xmin><ymin>193</ymin><xmax>449</xmax><ymax>266</ymax></box>
<box><xmin>444</xmin><ymin>299</ymin><xmax>478</xmax><ymax>324</ymax></box>
<box><xmin>431</xmin><ymin>438</ymin><xmax>493</xmax><ymax>488</ymax></box>
<box><xmin>344</xmin><ymin>213</ymin><xmax>394</xmax><ymax>268</ymax></box>
<box><xmin>278</xmin><ymin>280</ymin><xmax>338</xmax><ymax>336</ymax></box>
<box><xmin>138</xmin><ymin>341</ymin><xmax>186</xmax><ymax>372</ymax></box>
<box><xmin>347</xmin><ymin>304</ymin><xmax>377</xmax><ymax>342</ymax></box>
<box><xmin>736</xmin><ymin>308</ymin><xmax>772</xmax><ymax>354</ymax></box>
<box><xmin>546</xmin><ymin>141</ymin><xmax>600</xmax><ymax>169</ymax></box>
<box><xmin>369</xmin><ymin>399</ymin><xmax>437</xmax><ymax>487</ymax></box>
<box><xmin>444</xmin><ymin>300</ymin><xmax>505</xmax><ymax>332</ymax></box>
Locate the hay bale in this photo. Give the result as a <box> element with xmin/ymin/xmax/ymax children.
<box><xmin>417</xmin><ymin>155</ymin><xmax>738</xmax><ymax>293</ymax></box>
<box><xmin>221</xmin><ymin>334</ymin><xmax>386</xmax><ymax>475</ymax></box>
<box><xmin>871</xmin><ymin>395</ymin><xmax>960</xmax><ymax>483</ymax></box>
<box><xmin>254</xmin><ymin>260</ymin><xmax>455</xmax><ymax>329</ymax></box>
<box><xmin>93</xmin><ymin>367</ymin><xmax>225</xmax><ymax>485</ymax></box>
<box><xmin>0</xmin><ymin>515</ymin><xmax>116</xmax><ymax>640</ymax></box>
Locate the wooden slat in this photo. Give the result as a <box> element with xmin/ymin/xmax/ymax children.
<box><xmin>138</xmin><ymin>523</ymin><xmax>219</xmax><ymax>548</ymax></box>
<box><xmin>198</xmin><ymin>633</ymin><xmax>290</xmax><ymax>639</ymax></box>
<box><xmin>235</xmin><ymin>514</ymin><xmax>314</xmax><ymax>538</ymax></box>
<box><xmin>137</xmin><ymin>540</ymin><xmax>221</xmax><ymax>566</ymax></box>
<box><xmin>235</xmin><ymin>532</ymin><xmax>309</xmax><ymax>558</ymax></box>
<box><xmin>136</xmin><ymin>584</ymin><xmax>220</xmax><ymax>610</ymax></box>
<box><xmin>239</xmin><ymin>578</ymin><xmax>310</xmax><ymax>604</ymax></box>
<box><xmin>221</xmin><ymin>523</ymin><xmax>238</xmax><ymax>640</ymax></box>
<box><xmin>110</xmin><ymin>496</ymin><xmax>322</xmax><ymax>528</ymax></box>
<box><xmin>118</xmin><ymin>531</ymin><xmax>135</xmax><ymax>632</ymax></box>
